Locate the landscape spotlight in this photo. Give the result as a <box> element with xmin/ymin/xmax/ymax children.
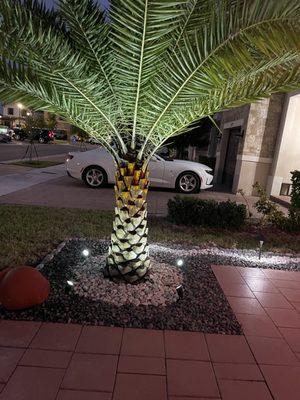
<box><xmin>82</xmin><ymin>249</ymin><xmax>90</xmax><ymax>257</ymax></box>
<box><xmin>176</xmin><ymin>259</ymin><xmax>184</xmax><ymax>267</ymax></box>
<box><xmin>65</xmin><ymin>280</ymin><xmax>74</xmax><ymax>294</ymax></box>
<box><xmin>259</xmin><ymin>240</ymin><xmax>264</xmax><ymax>260</ymax></box>
<box><xmin>176</xmin><ymin>285</ymin><xmax>184</xmax><ymax>301</ymax></box>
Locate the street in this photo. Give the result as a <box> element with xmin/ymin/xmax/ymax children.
<box><xmin>0</xmin><ymin>141</ymin><xmax>88</xmax><ymax>162</ymax></box>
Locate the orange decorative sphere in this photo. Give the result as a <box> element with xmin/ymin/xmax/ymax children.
<box><xmin>0</xmin><ymin>268</ymin><xmax>11</xmax><ymax>283</ymax></box>
<box><xmin>0</xmin><ymin>266</ymin><xmax>50</xmax><ymax>310</ymax></box>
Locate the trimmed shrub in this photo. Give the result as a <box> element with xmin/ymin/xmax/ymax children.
<box><xmin>253</xmin><ymin>175</ymin><xmax>300</xmax><ymax>232</ymax></box>
<box><xmin>167</xmin><ymin>196</ymin><xmax>247</xmax><ymax>229</ymax></box>
<box><xmin>290</xmin><ymin>170</ymin><xmax>300</xmax><ymax>209</ymax></box>
<box><xmin>253</xmin><ymin>182</ymin><xmax>285</xmax><ymax>227</ymax></box>
<box><xmin>289</xmin><ymin>170</ymin><xmax>300</xmax><ymax>228</ymax></box>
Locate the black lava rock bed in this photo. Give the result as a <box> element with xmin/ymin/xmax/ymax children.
<box><xmin>0</xmin><ymin>239</ymin><xmax>243</xmax><ymax>334</ymax></box>
<box><xmin>1</xmin><ymin>239</ymin><xmax>298</xmax><ymax>333</ymax></box>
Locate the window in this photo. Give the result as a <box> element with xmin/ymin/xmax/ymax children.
<box><xmin>280</xmin><ymin>183</ymin><xmax>292</xmax><ymax>196</ymax></box>
<box><xmin>7</xmin><ymin>108</ymin><xmax>14</xmax><ymax>115</ymax></box>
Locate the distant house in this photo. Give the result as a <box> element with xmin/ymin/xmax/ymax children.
<box><xmin>0</xmin><ymin>102</ymin><xmax>71</xmax><ymax>135</ymax></box>
<box><xmin>0</xmin><ymin>102</ymin><xmax>27</xmax><ymax>127</ymax></box>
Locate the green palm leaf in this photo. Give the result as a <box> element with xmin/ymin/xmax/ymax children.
<box><xmin>0</xmin><ymin>0</ymin><xmax>299</xmax><ymax>162</ymax></box>
<box><xmin>138</xmin><ymin>0</ymin><xmax>300</xmax><ymax>157</ymax></box>
<box><xmin>1</xmin><ymin>0</ymin><xmax>300</xmax><ymax>283</ymax></box>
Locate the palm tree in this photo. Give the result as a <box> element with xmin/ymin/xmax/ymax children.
<box><xmin>0</xmin><ymin>0</ymin><xmax>300</xmax><ymax>282</ymax></box>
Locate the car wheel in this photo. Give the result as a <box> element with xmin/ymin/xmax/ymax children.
<box><xmin>176</xmin><ymin>171</ymin><xmax>200</xmax><ymax>194</ymax></box>
<box><xmin>83</xmin><ymin>166</ymin><xmax>107</xmax><ymax>188</ymax></box>
<box><xmin>38</xmin><ymin>137</ymin><xmax>45</xmax><ymax>143</ymax></box>
<box><xmin>14</xmin><ymin>134</ymin><xmax>20</xmax><ymax>140</ymax></box>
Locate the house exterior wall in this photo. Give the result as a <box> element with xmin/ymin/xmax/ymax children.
<box><xmin>44</xmin><ymin>111</ymin><xmax>72</xmax><ymax>134</ymax></box>
<box><xmin>2</xmin><ymin>102</ymin><xmax>21</xmax><ymax>117</ymax></box>
<box><xmin>215</xmin><ymin>94</ymin><xmax>285</xmax><ymax>195</ymax></box>
<box><xmin>267</xmin><ymin>91</ymin><xmax>300</xmax><ymax>196</ymax></box>
<box><xmin>234</xmin><ymin>94</ymin><xmax>284</xmax><ymax>195</ymax></box>
<box><xmin>56</xmin><ymin>119</ymin><xmax>72</xmax><ymax>134</ymax></box>
<box><xmin>0</xmin><ymin>103</ymin><xmax>72</xmax><ymax>133</ymax></box>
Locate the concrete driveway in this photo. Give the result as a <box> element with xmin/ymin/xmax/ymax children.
<box><xmin>0</xmin><ymin>169</ymin><xmax>262</xmax><ymax>216</ymax></box>
<box><xmin>0</xmin><ymin>141</ymin><xmax>269</xmax><ymax>217</ymax></box>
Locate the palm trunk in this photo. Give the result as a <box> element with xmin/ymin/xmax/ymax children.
<box><xmin>105</xmin><ymin>162</ymin><xmax>150</xmax><ymax>283</ymax></box>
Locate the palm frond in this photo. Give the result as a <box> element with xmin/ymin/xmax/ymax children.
<box><xmin>58</xmin><ymin>0</ymin><xmax>119</xmax><ymax>109</ymax></box>
<box><xmin>110</xmin><ymin>0</ymin><xmax>187</xmax><ymax>149</ymax></box>
<box><xmin>0</xmin><ymin>0</ymin><xmax>127</xmax><ymax>153</ymax></box>
<box><xmin>138</xmin><ymin>0</ymin><xmax>300</xmax><ymax>157</ymax></box>
<box><xmin>0</xmin><ymin>58</ymin><xmax>120</xmax><ymax>159</ymax></box>
<box><xmin>0</xmin><ymin>0</ymin><xmax>299</xmax><ymax>163</ymax></box>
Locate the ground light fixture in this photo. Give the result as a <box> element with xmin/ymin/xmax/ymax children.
<box><xmin>176</xmin><ymin>285</ymin><xmax>184</xmax><ymax>301</ymax></box>
<box><xmin>65</xmin><ymin>280</ymin><xmax>74</xmax><ymax>294</ymax></box>
<box><xmin>176</xmin><ymin>259</ymin><xmax>184</xmax><ymax>267</ymax></box>
<box><xmin>259</xmin><ymin>240</ymin><xmax>264</xmax><ymax>260</ymax></box>
<box><xmin>82</xmin><ymin>249</ymin><xmax>90</xmax><ymax>257</ymax></box>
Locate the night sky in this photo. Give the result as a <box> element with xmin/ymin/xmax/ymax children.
<box><xmin>44</xmin><ymin>0</ymin><xmax>109</xmax><ymax>10</ymax></box>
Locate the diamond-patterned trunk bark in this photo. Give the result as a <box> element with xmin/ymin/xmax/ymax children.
<box><xmin>105</xmin><ymin>163</ymin><xmax>150</xmax><ymax>283</ymax></box>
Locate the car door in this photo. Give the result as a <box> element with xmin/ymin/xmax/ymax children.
<box><xmin>148</xmin><ymin>155</ymin><xmax>166</xmax><ymax>187</ymax></box>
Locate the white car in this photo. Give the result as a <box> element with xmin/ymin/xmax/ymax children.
<box><xmin>66</xmin><ymin>147</ymin><xmax>213</xmax><ymax>194</ymax></box>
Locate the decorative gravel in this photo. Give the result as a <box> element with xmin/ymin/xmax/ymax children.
<box><xmin>0</xmin><ymin>239</ymin><xmax>299</xmax><ymax>333</ymax></box>
<box><xmin>72</xmin><ymin>255</ymin><xmax>183</xmax><ymax>307</ymax></box>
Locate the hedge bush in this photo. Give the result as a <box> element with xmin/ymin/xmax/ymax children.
<box><xmin>253</xmin><ymin>172</ymin><xmax>300</xmax><ymax>232</ymax></box>
<box><xmin>289</xmin><ymin>170</ymin><xmax>300</xmax><ymax>230</ymax></box>
<box><xmin>290</xmin><ymin>170</ymin><xmax>300</xmax><ymax>209</ymax></box>
<box><xmin>167</xmin><ymin>196</ymin><xmax>247</xmax><ymax>229</ymax></box>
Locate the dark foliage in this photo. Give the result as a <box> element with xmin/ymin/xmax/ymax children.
<box><xmin>168</xmin><ymin>196</ymin><xmax>246</xmax><ymax>229</ymax></box>
<box><xmin>288</xmin><ymin>170</ymin><xmax>300</xmax><ymax>231</ymax></box>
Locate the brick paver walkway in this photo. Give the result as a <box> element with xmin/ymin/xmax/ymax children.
<box><xmin>1</xmin><ymin>265</ymin><xmax>300</xmax><ymax>399</ymax></box>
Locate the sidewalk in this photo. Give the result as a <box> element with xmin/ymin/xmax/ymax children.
<box><xmin>1</xmin><ymin>265</ymin><xmax>300</xmax><ymax>399</ymax></box>
<box><xmin>0</xmin><ymin>164</ymin><xmax>65</xmax><ymax>196</ymax></box>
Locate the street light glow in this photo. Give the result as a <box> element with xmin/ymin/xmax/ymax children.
<box><xmin>17</xmin><ymin>103</ymin><xmax>24</xmax><ymax>109</ymax></box>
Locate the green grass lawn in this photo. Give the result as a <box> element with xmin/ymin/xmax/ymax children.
<box><xmin>11</xmin><ymin>160</ymin><xmax>63</xmax><ymax>168</ymax></box>
<box><xmin>0</xmin><ymin>204</ymin><xmax>299</xmax><ymax>268</ymax></box>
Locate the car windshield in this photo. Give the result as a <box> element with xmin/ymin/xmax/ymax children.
<box><xmin>156</xmin><ymin>146</ymin><xmax>173</xmax><ymax>161</ymax></box>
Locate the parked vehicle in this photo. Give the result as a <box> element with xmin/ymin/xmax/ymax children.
<box><xmin>0</xmin><ymin>126</ymin><xmax>12</xmax><ymax>143</ymax></box>
<box><xmin>12</xmin><ymin>128</ymin><xmax>28</xmax><ymax>141</ymax></box>
<box><xmin>66</xmin><ymin>147</ymin><xmax>214</xmax><ymax>193</ymax></box>
<box><xmin>54</xmin><ymin>130</ymin><xmax>68</xmax><ymax>140</ymax></box>
<box><xmin>29</xmin><ymin>128</ymin><xmax>54</xmax><ymax>143</ymax></box>
<box><xmin>0</xmin><ymin>132</ymin><xmax>11</xmax><ymax>143</ymax></box>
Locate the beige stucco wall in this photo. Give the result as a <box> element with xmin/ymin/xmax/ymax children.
<box><xmin>215</xmin><ymin>94</ymin><xmax>285</xmax><ymax>195</ymax></box>
<box><xmin>243</xmin><ymin>95</ymin><xmax>284</xmax><ymax>158</ymax></box>
<box><xmin>233</xmin><ymin>157</ymin><xmax>272</xmax><ymax>194</ymax></box>
<box><xmin>234</xmin><ymin>94</ymin><xmax>284</xmax><ymax>195</ymax></box>
<box><xmin>267</xmin><ymin>92</ymin><xmax>300</xmax><ymax>196</ymax></box>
